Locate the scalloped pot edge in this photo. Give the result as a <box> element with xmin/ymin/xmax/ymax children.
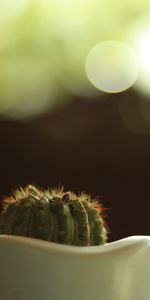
<box><xmin>0</xmin><ymin>235</ymin><xmax>150</xmax><ymax>300</ymax></box>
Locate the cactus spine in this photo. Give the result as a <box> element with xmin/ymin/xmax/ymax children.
<box><xmin>0</xmin><ymin>185</ymin><xmax>107</xmax><ymax>246</ymax></box>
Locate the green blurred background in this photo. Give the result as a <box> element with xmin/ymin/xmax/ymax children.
<box><xmin>1</xmin><ymin>0</ymin><xmax>150</xmax><ymax>241</ymax></box>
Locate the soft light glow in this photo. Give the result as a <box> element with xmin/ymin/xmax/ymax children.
<box><xmin>85</xmin><ymin>40</ymin><xmax>140</xmax><ymax>94</ymax></box>
<box><xmin>136</xmin><ymin>28</ymin><xmax>150</xmax><ymax>94</ymax></box>
<box><xmin>125</xmin><ymin>15</ymin><xmax>150</xmax><ymax>95</ymax></box>
<box><xmin>136</xmin><ymin>29</ymin><xmax>150</xmax><ymax>72</ymax></box>
<box><xmin>0</xmin><ymin>1</ymin><xmax>150</xmax><ymax>118</ymax></box>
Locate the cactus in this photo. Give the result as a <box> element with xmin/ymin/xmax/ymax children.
<box><xmin>0</xmin><ymin>185</ymin><xmax>107</xmax><ymax>246</ymax></box>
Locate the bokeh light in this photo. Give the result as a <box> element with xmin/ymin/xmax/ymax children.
<box><xmin>138</xmin><ymin>98</ymin><xmax>150</xmax><ymax>125</ymax></box>
<box><xmin>119</xmin><ymin>94</ymin><xmax>150</xmax><ymax>135</ymax></box>
<box><xmin>125</xmin><ymin>15</ymin><xmax>150</xmax><ymax>96</ymax></box>
<box><xmin>85</xmin><ymin>41</ymin><xmax>140</xmax><ymax>94</ymax></box>
<box><xmin>0</xmin><ymin>1</ymin><xmax>150</xmax><ymax>118</ymax></box>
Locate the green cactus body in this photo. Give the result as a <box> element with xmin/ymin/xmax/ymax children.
<box><xmin>0</xmin><ymin>185</ymin><xmax>107</xmax><ymax>246</ymax></box>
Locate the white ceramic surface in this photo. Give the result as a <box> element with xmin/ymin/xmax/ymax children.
<box><xmin>0</xmin><ymin>235</ymin><xmax>150</xmax><ymax>300</ymax></box>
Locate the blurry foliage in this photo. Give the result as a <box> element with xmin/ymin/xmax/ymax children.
<box><xmin>0</xmin><ymin>0</ymin><xmax>149</xmax><ymax>118</ymax></box>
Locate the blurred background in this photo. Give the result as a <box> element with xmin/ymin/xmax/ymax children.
<box><xmin>0</xmin><ymin>0</ymin><xmax>150</xmax><ymax>242</ymax></box>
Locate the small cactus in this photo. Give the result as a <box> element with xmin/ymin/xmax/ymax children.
<box><xmin>0</xmin><ymin>185</ymin><xmax>108</xmax><ymax>246</ymax></box>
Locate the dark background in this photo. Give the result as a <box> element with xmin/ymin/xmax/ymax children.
<box><xmin>0</xmin><ymin>90</ymin><xmax>150</xmax><ymax>242</ymax></box>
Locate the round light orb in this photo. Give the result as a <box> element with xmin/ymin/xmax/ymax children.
<box><xmin>85</xmin><ymin>40</ymin><xmax>140</xmax><ymax>94</ymax></box>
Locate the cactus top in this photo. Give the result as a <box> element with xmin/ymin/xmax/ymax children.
<box><xmin>0</xmin><ymin>185</ymin><xmax>108</xmax><ymax>246</ymax></box>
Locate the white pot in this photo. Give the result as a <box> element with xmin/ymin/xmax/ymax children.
<box><xmin>0</xmin><ymin>235</ymin><xmax>150</xmax><ymax>300</ymax></box>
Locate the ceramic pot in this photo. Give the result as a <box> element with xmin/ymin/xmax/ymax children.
<box><xmin>0</xmin><ymin>235</ymin><xmax>150</xmax><ymax>300</ymax></box>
